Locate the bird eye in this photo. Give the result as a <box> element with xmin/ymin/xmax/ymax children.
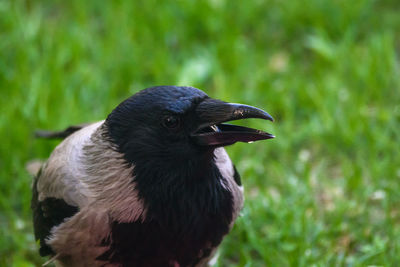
<box><xmin>162</xmin><ymin>115</ymin><xmax>180</xmax><ymax>130</ymax></box>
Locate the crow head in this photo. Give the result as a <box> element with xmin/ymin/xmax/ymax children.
<box><xmin>105</xmin><ymin>86</ymin><xmax>274</xmax><ymax>165</ymax></box>
<box><xmin>103</xmin><ymin>85</ymin><xmax>275</xmax><ymax>250</ymax></box>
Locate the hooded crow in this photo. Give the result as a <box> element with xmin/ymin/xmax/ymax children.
<box><xmin>32</xmin><ymin>86</ymin><xmax>274</xmax><ymax>267</ymax></box>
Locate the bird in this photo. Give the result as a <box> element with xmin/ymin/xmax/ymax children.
<box><xmin>31</xmin><ymin>85</ymin><xmax>274</xmax><ymax>267</ymax></box>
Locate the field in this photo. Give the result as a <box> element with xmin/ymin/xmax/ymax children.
<box><xmin>1</xmin><ymin>0</ymin><xmax>400</xmax><ymax>266</ymax></box>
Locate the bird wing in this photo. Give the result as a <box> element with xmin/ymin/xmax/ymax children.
<box><xmin>32</xmin><ymin>121</ymin><xmax>104</xmax><ymax>256</ymax></box>
<box><xmin>32</xmin><ymin>120</ymin><xmax>146</xmax><ymax>261</ymax></box>
<box><xmin>31</xmin><ymin>174</ymin><xmax>79</xmax><ymax>256</ymax></box>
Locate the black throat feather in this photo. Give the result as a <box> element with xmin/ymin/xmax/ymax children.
<box><xmin>100</xmin><ymin>127</ymin><xmax>234</xmax><ymax>266</ymax></box>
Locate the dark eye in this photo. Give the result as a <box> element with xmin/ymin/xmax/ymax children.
<box><xmin>162</xmin><ymin>115</ymin><xmax>180</xmax><ymax>130</ymax></box>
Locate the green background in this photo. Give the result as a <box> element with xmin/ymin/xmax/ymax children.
<box><xmin>1</xmin><ymin>0</ymin><xmax>400</xmax><ymax>266</ymax></box>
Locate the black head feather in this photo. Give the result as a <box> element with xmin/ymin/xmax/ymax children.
<box><xmin>106</xmin><ymin>86</ymin><xmax>211</xmax><ymax>164</ymax></box>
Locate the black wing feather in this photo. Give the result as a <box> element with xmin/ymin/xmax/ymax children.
<box><xmin>31</xmin><ymin>171</ymin><xmax>79</xmax><ymax>256</ymax></box>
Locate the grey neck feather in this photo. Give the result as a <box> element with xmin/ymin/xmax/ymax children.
<box><xmin>81</xmin><ymin>124</ymin><xmax>146</xmax><ymax>222</ymax></box>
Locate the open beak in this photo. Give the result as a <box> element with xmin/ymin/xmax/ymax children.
<box><xmin>191</xmin><ymin>98</ymin><xmax>275</xmax><ymax>147</ymax></box>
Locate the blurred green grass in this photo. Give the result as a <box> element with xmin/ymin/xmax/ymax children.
<box><xmin>1</xmin><ymin>0</ymin><xmax>400</xmax><ymax>266</ymax></box>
